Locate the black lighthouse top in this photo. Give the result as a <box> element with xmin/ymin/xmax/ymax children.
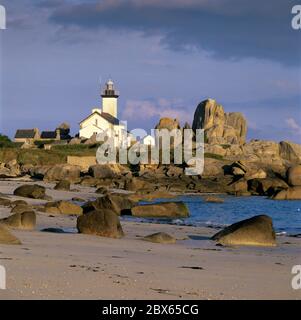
<box><xmin>101</xmin><ymin>79</ymin><xmax>119</xmax><ymax>98</ymax></box>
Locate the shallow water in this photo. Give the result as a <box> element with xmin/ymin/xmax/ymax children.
<box><xmin>123</xmin><ymin>195</ymin><xmax>301</xmax><ymax>235</ymax></box>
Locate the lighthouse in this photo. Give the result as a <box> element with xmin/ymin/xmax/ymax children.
<box><xmin>101</xmin><ymin>79</ymin><xmax>119</xmax><ymax>118</ymax></box>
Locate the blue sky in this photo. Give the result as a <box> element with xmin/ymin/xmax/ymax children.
<box><xmin>0</xmin><ymin>0</ymin><xmax>300</xmax><ymax>142</ymax></box>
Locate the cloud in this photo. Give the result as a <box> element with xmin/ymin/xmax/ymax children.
<box><xmin>286</xmin><ymin>118</ymin><xmax>301</xmax><ymax>137</ymax></box>
<box><xmin>122</xmin><ymin>98</ymin><xmax>192</xmax><ymax>127</ymax></box>
<box><xmin>47</xmin><ymin>0</ymin><xmax>301</xmax><ymax>66</ymax></box>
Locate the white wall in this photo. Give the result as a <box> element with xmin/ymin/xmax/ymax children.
<box><xmin>102</xmin><ymin>97</ymin><xmax>118</xmax><ymax>118</ymax></box>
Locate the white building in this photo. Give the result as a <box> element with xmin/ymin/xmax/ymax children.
<box><xmin>79</xmin><ymin>80</ymin><xmax>127</xmax><ymax>146</ymax></box>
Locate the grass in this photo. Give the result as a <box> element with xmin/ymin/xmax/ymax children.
<box><xmin>204</xmin><ymin>152</ymin><xmax>224</xmax><ymax>160</ymax></box>
<box><xmin>0</xmin><ymin>144</ymin><xmax>225</xmax><ymax>166</ymax></box>
<box><xmin>0</xmin><ymin>145</ymin><xmax>99</xmax><ymax>166</ymax></box>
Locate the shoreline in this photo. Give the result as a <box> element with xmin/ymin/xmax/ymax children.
<box><xmin>0</xmin><ymin>219</ymin><xmax>300</xmax><ymax>300</ymax></box>
<box><xmin>0</xmin><ymin>180</ymin><xmax>300</xmax><ymax>300</ymax></box>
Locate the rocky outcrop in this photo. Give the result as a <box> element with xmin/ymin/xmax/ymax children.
<box><xmin>77</xmin><ymin>209</ymin><xmax>124</xmax><ymax>238</ymax></box>
<box><xmin>29</xmin><ymin>166</ymin><xmax>51</xmax><ymax>180</ymax></box>
<box><xmin>271</xmin><ymin>186</ymin><xmax>301</xmax><ymax>200</ymax></box>
<box><xmin>54</xmin><ymin>180</ymin><xmax>71</xmax><ymax>191</ymax></box>
<box><xmin>0</xmin><ymin>198</ymin><xmax>12</xmax><ymax>207</ymax></box>
<box><xmin>0</xmin><ymin>160</ymin><xmax>21</xmax><ymax>178</ymax></box>
<box><xmin>89</xmin><ymin>164</ymin><xmax>129</xmax><ymax>179</ymax></box>
<box><xmin>0</xmin><ymin>211</ymin><xmax>36</xmax><ymax>230</ymax></box>
<box><xmin>11</xmin><ymin>204</ymin><xmax>33</xmax><ymax>214</ymax></box>
<box><xmin>201</xmin><ymin>159</ymin><xmax>225</xmax><ymax>178</ymax></box>
<box><xmin>14</xmin><ymin>184</ymin><xmax>46</xmax><ymax>199</ymax></box>
<box><xmin>131</xmin><ymin>202</ymin><xmax>189</xmax><ymax>218</ymax></box>
<box><xmin>11</xmin><ymin>200</ymin><xmax>28</xmax><ymax>207</ymax></box>
<box><xmin>225</xmin><ymin>161</ymin><xmax>268</xmax><ymax>181</ymax></box>
<box><xmin>144</xmin><ymin>232</ymin><xmax>176</xmax><ymax>244</ymax></box>
<box><xmin>155</xmin><ymin>118</ymin><xmax>180</xmax><ymax>131</ymax></box>
<box><xmin>287</xmin><ymin>165</ymin><xmax>301</xmax><ymax>186</ymax></box>
<box><xmin>0</xmin><ymin>224</ymin><xmax>21</xmax><ymax>245</ymax></box>
<box><xmin>124</xmin><ymin>178</ymin><xmax>154</xmax><ymax>192</ymax></box>
<box><xmin>248</xmin><ymin>178</ymin><xmax>288</xmax><ymax>196</ymax></box>
<box><xmin>83</xmin><ymin>194</ymin><xmax>135</xmax><ymax>216</ymax></box>
<box><xmin>165</xmin><ymin>166</ymin><xmax>183</xmax><ymax>178</ymax></box>
<box><xmin>192</xmin><ymin>99</ymin><xmax>247</xmax><ymax>145</ymax></box>
<box><xmin>43</xmin><ymin>164</ymin><xmax>81</xmax><ymax>183</ymax></box>
<box><xmin>212</xmin><ymin>215</ymin><xmax>276</xmax><ymax>247</ymax></box>
<box><xmin>240</xmin><ymin>140</ymin><xmax>281</xmax><ymax>164</ymax></box>
<box><xmin>279</xmin><ymin>141</ymin><xmax>301</xmax><ymax>162</ymax></box>
<box><xmin>95</xmin><ymin>187</ymin><xmax>109</xmax><ymax>194</ymax></box>
<box><xmin>44</xmin><ymin>201</ymin><xmax>83</xmax><ymax>215</ymax></box>
<box><xmin>225</xmin><ymin>112</ymin><xmax>247</xmax><ymax>145</ymax></box>
<box><xmin>228</xmin><ymin>179</ymin><xmax>249</xmax><ymax>195</ymax></box>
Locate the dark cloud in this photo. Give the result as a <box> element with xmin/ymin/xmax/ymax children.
<box><xmin>47</xmin><ymin>0</ymin><xmax>301</xmax><ymax>66</ymax></box>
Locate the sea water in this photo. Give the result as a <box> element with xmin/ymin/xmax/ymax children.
<box><xmin>123</xmin><ymin>195</ymin><xmax>301</xmax><ymax>235</ymax></box>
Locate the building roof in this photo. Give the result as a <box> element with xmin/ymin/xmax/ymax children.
<box><xmin>80</xmin><ymin>111</ymin><xmax>120</xmax><ymax>126</ymax></box>
<box><xmin>15</xmin><ymin>129</ymin><xmax>36</xmax><ymax>139</ymax></box>
<box><xmin>41</xmin><ymin>131</ymin><xmax>57</xmax><ymax>139</ymax></box>
<box><xmin>100</xmin><ymin>112</ymin><xmax>120</xmax><ymax>125</ymax></box>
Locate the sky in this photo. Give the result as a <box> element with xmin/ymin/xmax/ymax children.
<box><xmin>0</xmin><ymin>0</ymin><xmax>300</xmax><ymax>143</ymax></box>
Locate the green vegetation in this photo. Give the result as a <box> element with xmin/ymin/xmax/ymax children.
<box><xmin>204</xmin><ymin>152</ymin><xmax>224</xmax><ymax>160</ymax></box>
<box><xmin>0</xmin><ymin>144</ymin><xmax>99</xmax><ymax>166</ymax></box>
<box><xmin>220</xmin><ymin>144</ymin><xmax>231</xmax><ymax>149</ymax></box>
<box><xmin>0</xmin><ymin>139</ymin><xmax>225</xmax><ymax>166</ymax></box>
<box><xmin>0</xmin><ymin>134</ymin><xmax>19</xmax><ymax>148</ymax></box>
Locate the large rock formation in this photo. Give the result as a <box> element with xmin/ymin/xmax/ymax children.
<box><xmin>211</xmin><ymin>215</ymin><xmax>276</xmax><ymax>247</ymax></box>
<box><xmin>131</xmin><ymin>202</ymin><xmax>189</xmax><ymax>218</ymax></box>
<box><xmin>0</xmin><ymin>211</ymin><xmax>36</xmax><ymax>230</ymax></box>
<box><xmin>43</xmin><ymin>164</ymin><xmax>81</xmax><ymax>183</ymax></box>
<box><xmin>287</xmin><ymin>165</ymin><xmax>301</xmax><ymax>186</ymax></box>
<box><xmin>155</xmin><ymin>118</ymin><xmax>180</xmax><ymax>131</ymax></box>
<box><xmin>240</xmin><ymin>140</ymin><xmax>281</xmax><ymax>164</ymax></box>
<box><xmin>77</xmin><ymin>209</ymin><xmax>124</xmax><ymax>238</ymax></box>
<box><xmin>248</xmin><ymin>178</ymin><xmax>288</xmax><ymax>196</ymax></box>
<box><xmin>0</xmin><ymin>198</ymin><xmax>12</xmax><ymax>207</ymax></box>
<box><xmin>11</xmin><ymin>204</ymin><xmax>33</xmax><ymax>214</ymax></box>
<box><xmin>279</xmin><ymin>141</ymin><xmax>301</xmax><ymax>162</ymax></box>
<box><xmin>192</xmin><ymin>99</ymin><xmax>247</xmax><ymax>145</ymax></box>
<box><xmin>0</xmin><ymin>224</ymin><xmax>21</xmax><ymax>245</ymax></box>
<box><xmin>124</xmin><ymin>178</ymin><xmax>154</xmax><ymax>192</ymax></box>
<box><xmin>82</xmin><ymin>194</ymin><xmax>135</xmax><ymax>216</ymax></box>
<box><xmin>0</xmin><ymin>159</ymin><xmax>21</xmax><ymax>178</ymax></box>
<box><xmin>271</xmin><ymin>186</ymin><xmax>301</xmax><ymax>200</ymax></box>
<box><xmin>44</xmin><ymin>201</ymin><xmax>83</xmax><ymax>215</ymax></box>
<box><xmin>54</xmin><ymin>180</ymin><xmax>71</xmax><ymax>191</ymax></box>
<box><xmin>14</xmin><ymin>184</ymin><xmax>46</xmax><ymax>200</ymax></box>
<box><xmin>89</xmin><ymin>164</ymin><xmax>129</xmax><ymax>179</ymax></box>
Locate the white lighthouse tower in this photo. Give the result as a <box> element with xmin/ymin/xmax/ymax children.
<box><xmin>101</xmin><ymin>79</ymin><xmax>119</xmax><ymax>118</ymax></box>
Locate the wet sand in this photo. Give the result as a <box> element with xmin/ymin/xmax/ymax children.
<box><xmin>0</xmin><ymin>180</ymin><xmax>300</xmax><ymax>300</ymax></box>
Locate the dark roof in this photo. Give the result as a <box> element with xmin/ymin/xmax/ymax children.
<box><xmin>15</xmin><ymin>129</ymin><xmax>36</xmax><ymax>139</ymax></box>
<box><xmin>41</xmin><ymin>131</ymin><xmax>57</xmax><ymax>139</ymax></box>
<box><xmin>80</xmin><ymin>111</ymin><xmax>120</xmax><ymax>126</ymax></box>
<box><xmin>100</xmin><ymin>112</ymin><xmax>120</xmax><ymax>125</ymax></box>
<box><xmin>79</xmin><ymin>110</ymin><xmax>102</xmax><ymax>125</ymax></box>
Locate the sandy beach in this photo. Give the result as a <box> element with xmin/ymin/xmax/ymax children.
<box><xmin>0</xmin><ymin>180</ymin><xmax>300</xmax><ymax>300</ymax></box>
